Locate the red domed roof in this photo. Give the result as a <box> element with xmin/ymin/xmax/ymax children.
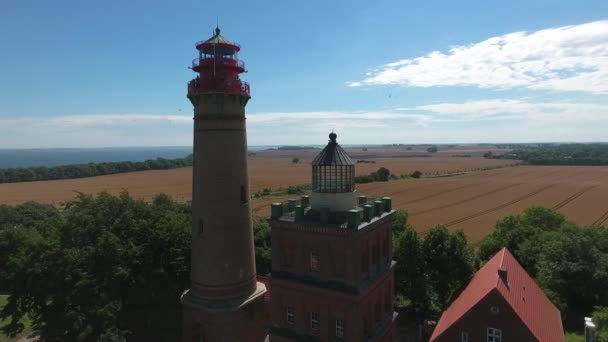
<box><xmin>196</xmin><ymin>27</ymin><xmax>240</xmax><ymax>55</ymax></box>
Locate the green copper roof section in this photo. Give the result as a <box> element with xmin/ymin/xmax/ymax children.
<box><xmin>204</xmin><ymin>27</ymin><xmax>235</xmax><ymax>45</ymax></box>
<box><xmin>197</xmin><ymin>27</ymin><xmax>240</xmax><ymax>55</ymax></box>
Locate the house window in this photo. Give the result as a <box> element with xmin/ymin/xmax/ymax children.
<box><xmin>462</xmin><ymin>331</ymin><xmax>469</xmax><ymax>342</ymax></box>
<box><xmin>335</xmin><ymin>319</ymin><xmax>345</xmax><ymax>339</ymax></box>
<box><xmin>310</xmin><ymin>251</ymin><xmax>319</xmax><ymax>272</ymax></box>
<box><xmin>487</xmin><ymin>327</ymin><xmax>502</xmax><ymax>342</ymax></box>
<box><xmin>310</xmin><ymin>312</ymin><xmax>319</xmax><ymax>335</ymax></box>
<box><xmin>286</xmin><ymin>305</ymin><xmax>295</xmax><ymax>325</ymax></box>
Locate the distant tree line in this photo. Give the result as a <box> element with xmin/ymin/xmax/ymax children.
<box><xmin>272</xmin><ymin>146</ymin><xmax>318</xmax><ymax>151</ymax></box>
<box><xmin>483</xmin><ymin>151</ymin><xmax>519</xmax><ymax>160</ymax></box>
<box><xmin>0</xmin><ymin>155</ymin><xmax>194</xmax><ymax>184</ymax></box>
<box><xmin>354</xmin><ymin>167</ymin><xmax>391</xmax><ymax>183</ymax></box>
<box><xmin>426</xmin><ymin>145</ymin><xmax>438</xmax><ymax>153</ymax></box>
<box><xmin>513</xmin><ymin>143</ymin><xmax>608</xmax><ymax>165</ymax></box>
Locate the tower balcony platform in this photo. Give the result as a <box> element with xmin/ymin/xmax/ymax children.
<box><xmin>192</xmin><ymin>57</ymin><xmax>245</xmax><ymax>73</ymax></box>
<box><xmin>187</xmin><ymin>79</ymin><xmax>250</xmax><ymax>97</ymax></box>
<box><xmin>269</xmin><ymin>195</ymin><xmax>394</xmax><ymax>231</ymax></box>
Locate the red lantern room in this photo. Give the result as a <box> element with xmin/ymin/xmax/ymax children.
<box><xmin>188</xmin><ymin>27</ymin><xmax>250</xmax><ymax>97</ymax></box>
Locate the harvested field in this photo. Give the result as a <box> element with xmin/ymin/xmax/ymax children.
<box><xmin>352</xmin><ymin>165</ymin><xmax>608</xmax><ymax>243</ymax></box>
<box><xmin>2</xmin><ymin>149</ymin><xmax>607</xmax><ymax>244</ymax></box>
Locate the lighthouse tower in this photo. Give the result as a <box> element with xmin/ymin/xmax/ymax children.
<box><xmin>181</xmin><ymin>27</ymin><xmax>268</xmax><ymax>342</ymax></box>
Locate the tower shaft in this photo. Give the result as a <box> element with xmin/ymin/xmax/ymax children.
<box><xmin>181</xmin><ymin>27</ymin><xmax>267</xmax><ymax>342</ymax></box>
<box><xmin>188</xmin><ymin>93</ymin><xmax>259</xmax><ymax>302</ymax></box>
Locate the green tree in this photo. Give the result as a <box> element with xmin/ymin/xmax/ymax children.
<box><xmin>393</xmin><ymin>226</ymin><xmax>430</xmax><ymax>313</ymax></box>
<box><xmin>421</xmin><ymin>225</ymin><xmax>476</xmax><ymax>312</ymax></box>
<box><xmin>375</xmin><ymin>167</ymin><xmax>390</xmax><ymax>181</ymax></box>
<box><xmin>533</xmin><ymin>225</ymin><xmax>608</xmax><ymax>327</ymax></box>
<box><xmin>392</xmin><ymin>209</ymin><xmax>411</xmax><ymax>238</ymax></box>
<box><xmin>478</xmin><ymin>206</ymin><xmax>608</xmax><ymax>329</ymax></box>
<box><xmin>593</xmin><ymin>306</ymin><xmax>608</xmax><ymax>342</ymax></box>
<box><xmin>410</xmin><ymin>170</ymin><xmax>422</xmax><ymax>179</ymax></box>
<box><xmin>0</xmin><ymin>192</ymin><xmax>191</xmax><ymax>341</ymax></box>
<box><xmin>292</xmin><ymin>157</ymin><xmax>300</xmax><ymax>164</ymax></box>
<box><xmin>253</xmin><ymin>220</ymin><xmax>272</xmax><ymax>275</ymax></box>
<box><xmin>478</xmin><ymin>206</ymin><xmax>565</xmax><ymax>271</ymax></box>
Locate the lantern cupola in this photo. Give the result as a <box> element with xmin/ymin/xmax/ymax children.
<box><xmin>188</xmin><ymin>26</ymin><xmax>249</xmax><ymax>97</ymax></box>
<box><xmin>312</xmin><ymin>132</ymin><xmax>354</xmax><ymax>193</ymax></box>
<box><xmin>310</xmin><ymin>132</ymin><xmax>357</xmax><ymax>211</ymax></box>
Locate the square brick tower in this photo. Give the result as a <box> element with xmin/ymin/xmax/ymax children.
<box><xmin>268</xmin><ymin>133</ymin><xmax>398</xmax><ymax>341</ymax></box>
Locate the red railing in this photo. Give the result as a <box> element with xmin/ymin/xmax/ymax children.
<box><xmin>192</xmin><ymin>57</ymin><xmax>245</xmax><ymax>70</ymax></box>
<box><xmin>195</xmin><ymin>40</ymin><xmax>241</xmax><ymax>50</ymax></box>
<box><xmin>187</xmin><ymin>79</ymin><xmax>250</xmax><ymax>96</ymax></box>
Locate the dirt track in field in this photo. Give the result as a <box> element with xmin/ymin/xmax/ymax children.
<box><xmin>1</xmin><ymin>149</ymin><xmax>607</xmax><ymax>244</ymax></box>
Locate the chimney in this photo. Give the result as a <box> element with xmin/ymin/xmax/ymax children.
<box><xmin>498</xmin><ymin>267</ymin><xmax>508</xmax><ymax>284</ymax></box>
<box><xmin>585</xmin><ymin>317</ymin><xmax>596</xmax><ymax>342</ymax></box>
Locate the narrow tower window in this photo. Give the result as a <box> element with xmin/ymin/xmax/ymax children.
<box><xmin>335</xmin><ymin>319</ymin><xmax>345</xmax><ymax>339</ymax></box>
<box><xmin>240</xmin><ymin>185</ymin><xmax>248</xmax><ymax>206</ymax></box>
<box><xmin>309</xmin><ymin>312</ymin><xmax>319</xmax><ymax>335</ymax></box>
<box><xmin>197</xmin><ymin>218</ymin><xmax>204</xmax><ymax>238</ymax></box>
<box><xmin>310</xmin><ymin>251</ymin><xmax>319</xmax><ymax>272</ymax></box>
<box><xmin>286</xmin><ymin>305</ymin><xmax>295</xmax><ymax>325</ymax></box>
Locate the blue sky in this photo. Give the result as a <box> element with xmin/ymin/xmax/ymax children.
<box><xmin>0</xmin><ymin>0</ymin><xmax>607</xmax><ymax>147</ymax></box>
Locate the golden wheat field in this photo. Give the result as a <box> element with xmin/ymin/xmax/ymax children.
<box><xmin>1</xmin><ymin>148</ymin><xmax>607</xmax><ymax>244</ymax></box>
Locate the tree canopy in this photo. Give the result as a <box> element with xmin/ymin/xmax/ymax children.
<box><xmin>0</xmin><ymin>192</ymin><xmax>191</xmax><ymax>341</ymax></box>
<box><xmin>392</xmin><ymin>211</ymin><xmax>477</xmax><ymax>316</ymax></box>
<box><xmin>479</xmin><ymin>206</ymin><xmax>608</xmax><ymax>329</ymax></box>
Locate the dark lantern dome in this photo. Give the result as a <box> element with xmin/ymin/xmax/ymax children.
<box><xmin>312</xmin><ymin>132</ymin><xmax>354</xmax><ymax>167</ymax></box>
<box><xmin>312</xmin><ymin>132</ymin><xmax>355</xmax><ymax>193</ymax></box>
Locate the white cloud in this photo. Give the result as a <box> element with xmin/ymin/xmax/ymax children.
<box><xmin>1</xmin><ymin>100</ymin><xmax>608</xmax><ymax>148</ymax></box>
<box><xmin>408</xmin><ymin>99</ymin><xmax>608</xmax><ymax>122</ymax></box>
<box><xmin>348</xmin><ymin>21</ymin><xmax>608</xmax><ymax>94</ymax></box>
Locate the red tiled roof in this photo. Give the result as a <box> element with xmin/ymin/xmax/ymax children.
<box><xmin>430</xmin><ymin>248</ymin><xmax>564</xmax><ymax>342</ymax></box>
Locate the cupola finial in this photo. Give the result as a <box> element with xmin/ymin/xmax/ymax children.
<box><xmin>329</xmin><ymin>131</ymin><xmax>337</xmax><ymax>143</ymax></box>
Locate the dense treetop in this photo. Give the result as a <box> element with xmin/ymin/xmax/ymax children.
<box><xmin>479</xmin><ymin>206</ymin><xmax>608</xmax><ymax>329</ymax></box>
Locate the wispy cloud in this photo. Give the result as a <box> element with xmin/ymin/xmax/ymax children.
<box><xmin>1</xmin><ymin>100</ymin><xmax>608</xmax><ymax>148</ymax></box>
<box><xmin>406</xmin><ymin>99</ymin><xmax>608</xmax><ymax>122</ymax></box>
<box><xmin>348</xmin><ymin>21</ymin><xmax>608</xmax><ymax>94</ymax></box>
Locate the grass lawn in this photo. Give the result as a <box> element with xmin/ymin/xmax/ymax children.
<box><xmin>0</xmin><ymin>295</ymin><xmax>33</xmax><ymax>342</ymax></box>
<box><xmin>565</xmin><ymin>331</ymin><xmax>585</xmax><ymax>342</ymax></box>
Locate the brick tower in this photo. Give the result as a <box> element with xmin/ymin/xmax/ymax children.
<box><xmin>268</xmin><ymin>133</ymin><xmax>398</xmax><ymax>341</ymax></box>
<box><xmin>180</xmin><ymin>27</ymin><xmax>268</xmax><ymax>342</ymax></box>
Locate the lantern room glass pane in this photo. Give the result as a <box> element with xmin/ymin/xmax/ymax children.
<box><xmin>312</xmin><ymin>165</ymin><xmax>354</xmax><ymax>193</ymax></box>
